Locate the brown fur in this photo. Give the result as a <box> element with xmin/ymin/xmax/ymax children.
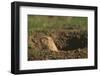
<box><xmin>40</xmin><ymin>36</ymin><xmax>58</xmax><ymax>52</ymax></box>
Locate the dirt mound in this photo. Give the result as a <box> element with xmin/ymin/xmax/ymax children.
<box><xmin>28</xmin><ymin>48</ymin><xmax>87</xmax><ymax>60</ymax></box>
<box><xmin>28</xmin><ymin>29</ymin><xmax>87</xmax><ymax>51</ymax></box>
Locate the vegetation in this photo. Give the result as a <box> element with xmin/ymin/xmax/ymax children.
<box><xmin>28</xmin><ymin>15</ymin><xmax>87</xmax><ymax>35</ymax></box>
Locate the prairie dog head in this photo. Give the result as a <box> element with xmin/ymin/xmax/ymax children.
<box><xmin>41</xmin><ymin>36</ymin><xmax>53</xmax><ymax>44</ymax></box>
<box><xmin>40</xmin><ymin>36</ymin><xmax>58</xmax><ymax>52</ymax></box>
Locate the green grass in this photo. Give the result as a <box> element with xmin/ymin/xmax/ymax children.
<box><xmin>28</xmin><ymin>15</ymin><xmax>88</xmax><ymax>35</ymax></box>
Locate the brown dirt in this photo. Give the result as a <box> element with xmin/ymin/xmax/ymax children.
<box><xmin>28</xmin><ymin>29</ymin><xmax>88</xmax><ymax>60</ymax></box>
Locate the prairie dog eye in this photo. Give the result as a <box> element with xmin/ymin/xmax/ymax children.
<box><xmin>40</xmin><ymin>37</ymin><xmax>48</xmax><ymax>43</ymax></box>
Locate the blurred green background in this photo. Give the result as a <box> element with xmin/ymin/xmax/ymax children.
<box><xmin>28</xmin><ymin>15</ymin><xmax>88</xmax><ymax>35</ymax></box>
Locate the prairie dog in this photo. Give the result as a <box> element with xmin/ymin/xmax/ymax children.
<box><xmin>40</xmin><ymin>36</ymin><xmax>58</xmax><ymax>52</ymax></box>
